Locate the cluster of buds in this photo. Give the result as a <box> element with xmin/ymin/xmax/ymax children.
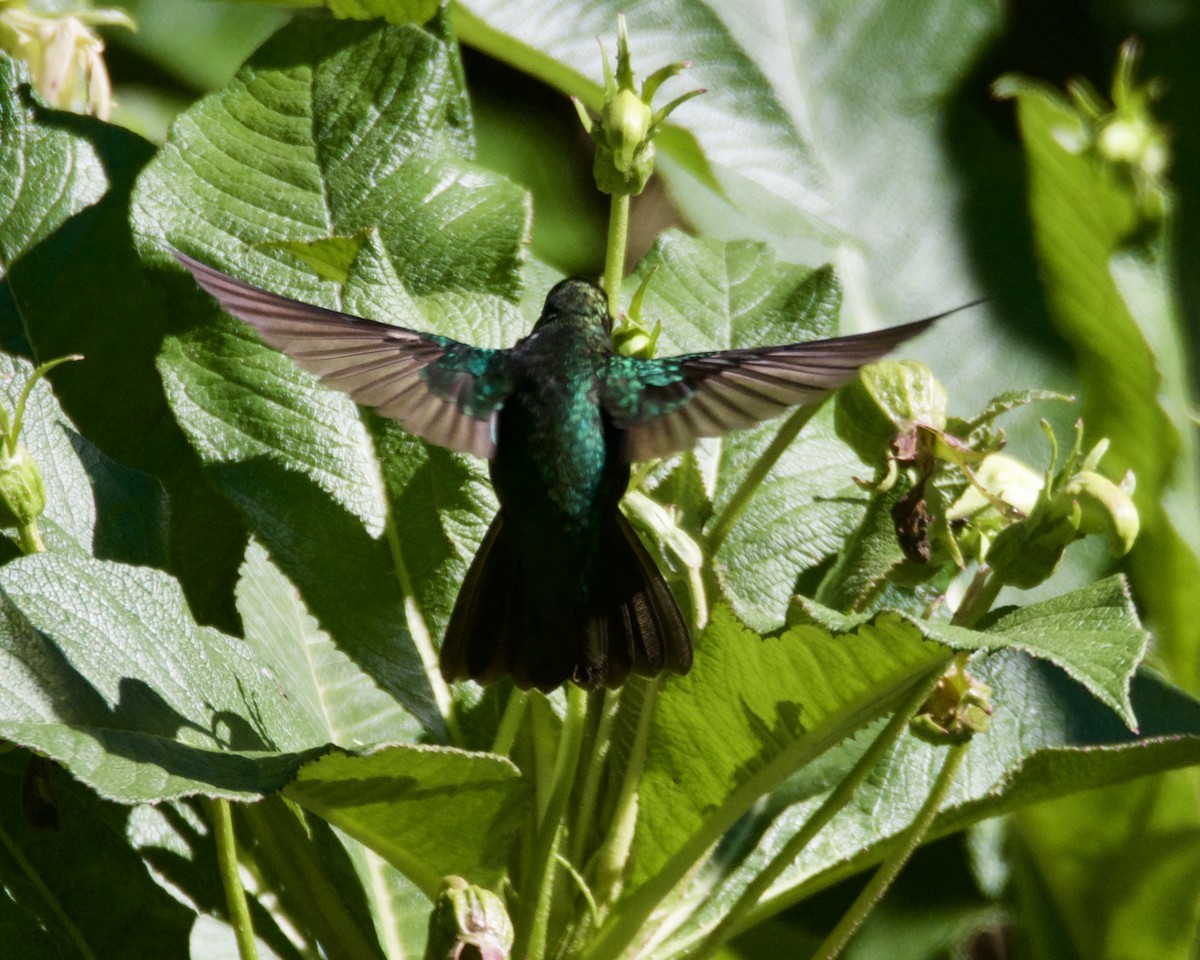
<box><xmin>995</xmin><ymin>37</ymin><xmax>1168</xmax><ymax>227</ymax></box>
<box><xmin>835</xmin><ymin>360</ymin><xmax>1139</xmax><ymax>591</ymax></box>
<box><xmin>0</xmin><ymin>2</ymin><xmax>134</xmax><ymax>120</ymax></box>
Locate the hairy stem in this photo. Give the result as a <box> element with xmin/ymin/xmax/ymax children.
<box><xmin>809</xmin><ymin>740</ymin><xmax>969</xmax><ymax>960</ymax></box>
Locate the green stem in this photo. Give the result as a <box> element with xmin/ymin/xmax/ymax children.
<box><xmin>808</xmin><ymin>740</ymin><xmax>969</xmax><ymax>960</ymax></box>
<box><xmin>952</xmin><ymin>566</ymin><xmax>1002</xmax><ymax>628</ymax></box>
<box><xmin>571</xmin><ymin>688</ymin><xmax>619</xmax><ymax>866</ymax></box>
<box><xmin>517</xmin><ymin>685</ymin><xmax>590</xmax><ymax>960</ymax></box>
<box><xmin>17</xmin><ymin>518</ymin><xmax>44</xmax><ymax>554</ymax></box>
<box><xmin>591</xmin><ymin>678</ymin><xmax>658</xmax><ymax>908</ymax></box>
<box><xmin>604</xmin><ymin>194</ymin><xmax>631</xmax><ymax>316</ymax></box>
<box><xmin>210</xmin><ymin>799</ymin><xmax>258</xmax><ymax>960</ymax></box>
<box><xmin>707</xmin><ymin>404</ymin><xmax>823</xmax><ymax>555</ymax></box>
<box><xmin>491</xmin><ymin>688</ymin><xmax>528</xmax><ymax>757</ymax></box>
<box><xmin>687</xmin><ymin>666</ymin><xmax>946</xmax><ymax>960</ymax></box>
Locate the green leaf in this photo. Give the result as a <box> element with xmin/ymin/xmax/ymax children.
<box><xmin>236</xmin><ymin>539</ymin><xmax>423</xmax><ymax>747</ymax></box>
<box><xmin>661</xmin><ymin>655</ymin><xmax>1200</xmax><ymax>957</ymax></box>
<box><xmin>999</xmin><ymin>76</ymin><xmax>1200</xmax><ymax>688</ymax></box>
<box><xmin>0</xmin><ymin>552</ymin><xmax>326</xmax><ymax>802</ymax></box>
<box><xmin>625</xmin><ymin>603</ymin><xmax>948</xmax><ymax>899</ymax></box>
<box><xmin>629</xmin><ymin>232</ymin><xmax>869</xmax><ymax>631</ymax></box>
<box><xmin>135</xmin><ymin>16</ymin><xmax>528</xmax><ymax>300</ymax></box>
<box><xmin>796</xmin><ymin>575</ymin><xmax>1149</xmax><ymax>729</ymax></box>
<box><xmin>285</xmin><ymin>744</ymin><xmax>529</xmax><ymax>895</ymax></box>
<box><xmin>0</xmin><ymin>56</ymin><xmax>106</xmax><ymax>276</ymax></box>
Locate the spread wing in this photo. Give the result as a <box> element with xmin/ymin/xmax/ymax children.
<box><xmin>174</xmin><ymin>251</ymin><xmax>511</xmax><ymax>459</ymax></box>
<box><xmin>602</xmin><ymin>313</ymin><xmax>956</xmax><ymax>462</ymax></box>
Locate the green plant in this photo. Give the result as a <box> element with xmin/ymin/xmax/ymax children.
<box><xmin>0</xmin><ymin>3</ymin><xmax>1197</xmax><ymax>959</ymax></box>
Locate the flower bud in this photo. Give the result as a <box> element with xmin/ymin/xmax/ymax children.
<box><xmin>424</xmin><ymin>877</ymin><xmax>513</xmax><ymax>960</ymax></box>
<box><xmin>0</xmin><ymin>439</ymin><xmax>46</xmax><ymax>530</ymax></box>
<box><xmin>1049</xmin><ymin>470</ymin><xmax>1139</xmax><ymax>557</ymax></box>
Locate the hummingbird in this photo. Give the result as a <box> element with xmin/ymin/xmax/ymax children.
<box><xmin>175</xmin><ymin>251</ymin><xmax>952</xmax><ymax>692</ymax></box>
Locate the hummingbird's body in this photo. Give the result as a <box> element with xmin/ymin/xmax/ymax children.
<box><xmin>176</xmin><ymin>252</ymin><xmax>948</xmax><ymax>691</ymax></box>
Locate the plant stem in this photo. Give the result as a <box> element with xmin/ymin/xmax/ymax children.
<box><xmin>809</xmin><ymin>739</ymin><xmax>969</xmax><ymax>960</ymax></box>
<box><xmin>604</xmin><ymin>194</ymin><xmax>631</xmax><ymax>315</ymax></box>
<box><xmin>210</xmin><ymin>799</ymin><xmax>258</xmax><ymax>960</ymax></box>
<box><xmin>591</xmin><ymin>678</ymin><xmax>659</xmax><ymax>908</ymax></box>
<box><xmin>571</xmin><ymin>688</ymin><xmax>620</xmax><ymax>866</ymax></box>
<box><xmin>491</xmin><ymin>688</ymin><xmax>527</xmax><ymax>757</ymax></box>
<box><xmin>17</xmin><ymin>518</ymin><xmax>44</xmax><ymax>554</ymax></box>
<box><xmin>517</xmin><ymin>685</ymin><xmax>590</xmax><ymax>960</ymax></box>
<box><xmin>688</xmin><ymin>665</ymin><xmax>947</xmax><ymax>960</ymax></box>
<box><xmin>952</xmin><ymin>566</ymin><xmax>1002</xmax><ymax>628</ymax></box>
<box><xmin>707</xmin><ymin>404</ymin><xmax>823</xmax><ymax>555</ymax></box>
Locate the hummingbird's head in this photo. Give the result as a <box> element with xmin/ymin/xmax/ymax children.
<box><xmin>535</xmin><ymin>279</ymin><xmax>613</xmax><ymax>334</ymax></box>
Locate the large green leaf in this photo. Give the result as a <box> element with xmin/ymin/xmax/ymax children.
<box><xmin>596</xmin><ymin>573</ymin><xmax>1150</xmax><ymax>953</ymax></box>
<box><xmin>795</xmin><ymin>576</ymin><xmax>1149</xmax><ymax>729</ymax></box>
<box><xmin>0</xmin><ymin>552</ymin><xmax>326</xmax><ymax>802</ymax></box>
<box><xmin>625</xmin><ymin>604</ymin><xmax>948</xmax><ymax>898</ymax></box>
<box><xmin>659</xmin><ymin>657</ymin><xmax>1200</xmax><ymax>957</ymax></box>
<box><xmin>285</xmin><ymin>744</ymin><xmax>529</xmax><ymax>895</ymax></box>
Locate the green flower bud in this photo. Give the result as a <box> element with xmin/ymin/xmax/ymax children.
<box><xmin>1048</xmin><ymin>470</ymin><xmax>1139</xmax><ymax>557</ymax></box>
<box><xmin>424</xmin><ymin>877</ymin><xmax>513</xmax><ymax>960</ymax></box>
<box><xmin>0</xmin><ymin>439</ymin><xmax>45</xmax><ymax>529</ymax></box>
<box><xmin>911</xmin><ymin>664</ymin><xmax>993</xmax><ymax>744</ymax></box>
<box><xmin>577</xmin><ymin>15</ymin><xmax>703</xmax><ymax>197</ymax></box>
<box><xmin>948</xmin><ymin>453</ymin><xmax>1043</xmax><ymax>526</ymax></box>
<box><xmin>603</xmin><ymin>88</ymin><xmax>654</xmax><ymax>175</ymax></box>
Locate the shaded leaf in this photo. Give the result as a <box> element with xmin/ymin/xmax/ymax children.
<box><xmin>285</xmin><ymin>744</ymin><xmax>529</xmax><ymax>895</ymax></box>
<box><xmin>0</xmin><ymin>552</ymin><xmax>326</xmax><ymax>801</ymax></box>
<box><xmin>0</xmin><ymin>56</ymin><xmax>105</xmax><ymax>276</ymax></box>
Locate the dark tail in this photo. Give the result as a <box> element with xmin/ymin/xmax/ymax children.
<box><xmin>440</xmin><ymin>511</ymin><xmax>692</xmax><ymax>692</ymax></box>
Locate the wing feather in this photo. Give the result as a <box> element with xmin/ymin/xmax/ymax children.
<box><xmin>173</xmin><ymin>250</ymin><xmax>509</xmax><ymax>459</ymax></box>
<box><xmin>604</xmin><ymin>311</ymin><xmax>965</xmax><ymax>462</ymax></box>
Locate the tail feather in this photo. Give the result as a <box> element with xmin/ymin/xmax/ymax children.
<box><xmin>440</xmin><ymin>511</ymin><xmax>692</xmax><ymax>691</ymax></box>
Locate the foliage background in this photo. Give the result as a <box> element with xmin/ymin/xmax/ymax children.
<box><xmin>0</xmin><ymin>0</ymin><xmax>1197</xmax><ymax>958</ymax></box>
